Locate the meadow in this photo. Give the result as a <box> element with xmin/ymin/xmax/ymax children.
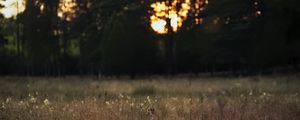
<box><xmin>0</xmin><ymin>74</ymin><xmax>299</xmax><ymax>120</ymax></box>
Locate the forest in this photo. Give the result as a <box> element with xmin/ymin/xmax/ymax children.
<box><xmin>0</xmin><ymin>0</ymin><xmax>300</xmax><ymax>76</ymax></box>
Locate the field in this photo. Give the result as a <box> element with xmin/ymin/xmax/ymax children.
<box><xmin>0</xmin><ymin>75</ymin><xmax>300</xmax><ymax>120</ymax></box>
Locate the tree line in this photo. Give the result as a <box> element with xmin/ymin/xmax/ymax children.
<box><xmin>0</xmin><ymin>0</ymin><xmax>299</xmax><ymax>77</ymax></box>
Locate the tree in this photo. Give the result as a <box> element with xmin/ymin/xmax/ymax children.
<box><xmin>101</xmin><ymin>2</ymin><xmax>160</xmax><ymax>76</ymax></box>
<box><xmin>22</xmin><ymin>0</ymin><xmax>60</xmax><ymax>75</ymax></box>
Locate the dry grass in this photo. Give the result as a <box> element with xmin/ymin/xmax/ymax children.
<box><xmin>0</xmin><ymin>75</ymin><xmax>300</xmax><ymax>120</ymax></box>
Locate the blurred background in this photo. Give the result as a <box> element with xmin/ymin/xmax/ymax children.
<box><xmin>0</xmin><ymin>0</ymin><xmax>299</xmax><ymax>77</ymax></box>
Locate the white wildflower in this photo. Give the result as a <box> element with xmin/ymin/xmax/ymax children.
<box><xmin>249</xmin><ymin>91</ymin><xmax>253</xmax><ymax>96</ymax></box>
<box><xmin>2</xmin><ymin>103</ymin><xmax>5</xmax><ymax>109</ymax></box>
<box><xmin>119</xmin><ymin>93</ymin><xmax>124</xmax><ymax>98</ymax></box>
<box><xmin>18</xmin><ymin>101</ymin><xmax>24</xmax><ymax>106</ymax></box>
<box><xmin>30</xmin><ymin>97</ymin><xmax>37</xmax><ymax>103</ymax></box>
<box><xmin>130</xmin><ymin>103</ymin><xmax>134</xmax><ymax>107</ymax></box>
<box><xmin>44</xmin><ymin>99</ymin><xmax>50</xmax><ymax>106</ymax></box>
<box><xmin>127</xmin><ymin>96</ymin><xmax>131</xmax><ymax>100</ymax></box>
<box><xmin>147</xmin><ymin>96</ymin><xmax>151</xmax><ymax>103</ymax></box>
<box><xmin>6</xmin><ymin>97</ymin><xmax>11</xmax><ymax>103</ymax></box>
<box><xmin>263</xmin><ymin>92</ymin><xmax>266</xmax><ymax>96</ymax></box>
<box><xmin>105</xmin><ymin>101</ymin><xmax>110</xmax><ymax>105</ymax></box>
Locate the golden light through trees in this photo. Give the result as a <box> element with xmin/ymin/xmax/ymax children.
<box><xmin>149</xmin><ymin>0</ymin><xmax>209</xmax><ymax>34</ymax></box>
<box><xmin>0</xmin><ymin>0</ymin><xmax>262</xmax><ymax>24</ymax></box>
<box><xmin>150</xmin><ymin>0</ymin><xmax>191</xmax><ymax>34</ymax></box>
<box><xmin>58</xmin><ymin>0</ymin><xmax>77</xmax><ymax>21</ymax></box>
<box><xmin>0</xmin><ymin>0</ymin><xmax>77</xmax><ymax>20</ymax></box>
<box><xmin>0</xmin><ymin>0</ymin><xmax>25</xmax><ymax>18</ymax></box>
<box><xmin>150</xmin><ymin>2</ymin><xmax>168</xmax><ymax>34</ymax></box>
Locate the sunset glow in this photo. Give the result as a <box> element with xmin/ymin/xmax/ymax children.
<box><xmin>150</xmin><ymin>2</ymin><xmax>168</xmax><ymax>34</ymax></box>
<box><xmin>0</xmin><ymin>0</ymin><xmax>77</xmax><ymax>20</ymax></box>
<box><xmin>58</xmin><ymin>0</ymin><xmax>77</xmax><ymax>21</ymax></box>
<box><xmin>150</xmin><ymin>0</ymin><xmax>191</xmax><ymax>34</ymax></box>
<box><xmin>0</xmin><ymin>0</ymin><xmax>25</xmax><ymax>18</ymax></box>
<box><xmin>149</xmin><ymin>0</ymin><xmax>210</xmax><ymax>34</ymax></box>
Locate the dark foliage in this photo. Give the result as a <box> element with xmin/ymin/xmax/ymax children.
<box><xmin>0</xmin><ymin>0</ymin><xmax>299</xmax><ymax>76</ymax></box>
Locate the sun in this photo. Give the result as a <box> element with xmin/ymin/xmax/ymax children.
<box><xmin>148</xmin><ymin>0</ymin><xmax>211</xmax><ymax>34</ymax></box>
<box><xmin>0</xmin><ymin>0</ymin><xmax>26</xmax><ymax>18</ymax></box>
<box><xmin>0</xmin><ymin>0</ymin><xmax>77</xmax><ymax>20</ymax></box>
<box><xmin>149</xmin><ymin>0</ymin><xmax>191</xmax><ymax>34</ymax></box>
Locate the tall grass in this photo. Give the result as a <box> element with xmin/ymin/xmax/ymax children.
<box><xmin>0</xmin><ymin>75</ymin><xmax>299</xmax><ymax>119</ymax></box>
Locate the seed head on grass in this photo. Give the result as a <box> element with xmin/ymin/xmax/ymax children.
<box><xmin>44</xmin><ymin>99</ymin><xmax>50</xmax><ymax>106</ymax></box>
